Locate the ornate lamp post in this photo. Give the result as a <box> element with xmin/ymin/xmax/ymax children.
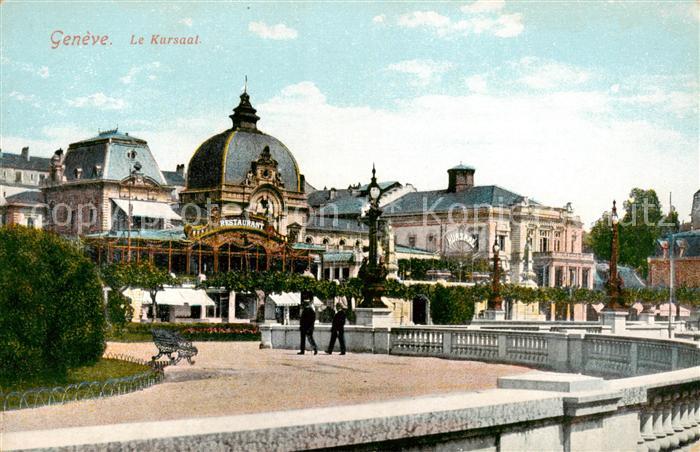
<box><xmin>485</xmin><ymin>239</ymin><xmax>505</xmax><ymax>320</ymax></box>
<box><xmin>359</xmin><ymin>165</ymin><xmax>387</xmax><ymax>309</ymax></box>
<box><xmin>126</xmin><ymin>162</ymin><xmax>142</xmax><ymax>262</ymax></box>
<box><xmin>605</xmin><ymin>200</ymin><xmax>624</xmax><ymax>311</ymax></box>
<box><xmin>600</xmin><ymin>200</ymin><xmax>628</xmax><ymax>334</ymax></box>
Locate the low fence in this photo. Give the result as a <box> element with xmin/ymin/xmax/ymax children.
<box><xmin>1</xmin><ymin>353</ymin><xmax>165</xmax><ymax>412</ymax></box>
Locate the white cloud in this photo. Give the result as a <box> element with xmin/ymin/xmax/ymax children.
<box><xmin>179</xmin><ymin>17</ymin><xmax>193</xmax><ymax>27</ymax></box>
<box><xmin>0</xmin><ymin>125</ymin><xmax>93</xmax><ymax>157</ymax></box>
<box><xmin>398</xmin><ymin>11</ymin><xmax>452</xmax><ymax>30</ymax></box>
<box><xmin>492</xmin><ymin>13</ymin><xmax>523</xmax><ymax>37</ymax></box>
<box><xmin>250</xmin><ymin>82</ymin><xmax>695</xmax><ymax>225</ymax></box>
<box><xmin>8</xmin><ymin>91</ymin><xmax>41</xmax><ymax>108</ymax></box>
<box><xmin>387</xmin><ymin>59</ymin><xmax>453</xmax><ymax>86</ymax></box>
<box><xmin>120</xmin><ymin>61</ymin><xmax>161</xmax><ymax>84</ymax></box>
<box><xmin>516</xmin><ymin>57</ymin><xmax>591</xmax><ymax>89</ymax></box>
<box><xmin>396</xmin><ymin>9</ymin><xmax>523</xmax><ymax>38</ymax></box>
<box><xmin>372</xmin><ymin>14</ymin><xmax>386</xmax><ymax>24</ymax></box>
<box><xmin>461</xmin><ymin>0</ymin><xmax>505</xmax><ymax>14</ymax></box>
<box><xmin>248</xmin><ymin>21</ymin><xmax>298</xmax><ymax>40</ymax></box>
<box><xmin>66</xmin><ymin>92</ymin><xmax>127</xmax><ymax>110</ymax></box>
<box><xmin>465</xmin><ymin>75</ymin><xmax>488</xmax><ymax>93</ymax></box>
<box><xmin>2</xmin><ymin>56</ymin><xmax>50</xmax><ymax>78</ymax></box>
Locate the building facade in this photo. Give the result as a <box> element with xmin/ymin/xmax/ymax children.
<box><xmin>43</xmin><ymin>130</ymin><xmax>178</xmax><ymax>236</ymax></box>
<box><xmin>383</xmin><ymin>165</ymin><xmax>595</xmax><ymax>288</ymax></box>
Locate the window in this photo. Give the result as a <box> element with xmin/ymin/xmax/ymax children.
<box><xmin>355</xmin><ymin>240</ymin><xmax>361</xmax><ymax>247</ymax></box>
<box><xmin>27</xmin><ymin>217</ymin><xmax>35</xmax><ymax>228</ymax></box>
<box><xmin>554</xmin><ymin>231</ymin><xmax>562</xmax><ymax>252</ymax></box>
<box><xmin>15</xmin><ymin>171</ymin><xmax>22</xmax><ymax>183</ymax></box>
<box><xmin>582</xmin><ymin>269</ymin><xmax>590</xmax><ymax>289</ymax></box>
<box><xmin>322</xmin><ymin>238</ymin><xmax>330</xmax><ymax>245</ymax></box>
<box><xmin>498</xmin><ymin>234</ymin><xmax>506</xmax><ymax>252</ymax></box>
<box><xmin>339</xmin><ymin>239</ymin><xmax>346</xmax><ymax>246</ymax></box>
<box><xmin>408</xmin><ymin>235</ymin><xmax>416</xmax><ymax>248</ymax></box>
<box><xmin>539</xmin><ymin>230</ymin><xmax>551</xmax><ymax>252</ymax></box>
<box><xmin>305</xmin><ymin>236</ymin><xmax>313</xmax><ymax>244</ymax></box>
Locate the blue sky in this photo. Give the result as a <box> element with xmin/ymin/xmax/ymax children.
<box><xmin>1</xmin><ymin>0</ymin><xmax>698</xmax><ymax>226</ymax></box>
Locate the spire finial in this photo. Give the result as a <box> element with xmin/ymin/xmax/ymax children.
<box><xmin>244</xmin><ymin>75</ymin><xmax>248</xmax><ymax>94</ymax></box>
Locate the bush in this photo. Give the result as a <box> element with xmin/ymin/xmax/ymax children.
<box><xmin>107</xmin><ymin>322</ymin><xmax>260</xmax><ymax>342</ymax></box>
<box><xmin>107</xmin><ymin>291</ymin><xmax>134</xmax><ymax>331</ymax></box>
<box><xmin>0</xmin><ymin>227</ymin><xmax>105</xmax><ymax>385</ymax></box>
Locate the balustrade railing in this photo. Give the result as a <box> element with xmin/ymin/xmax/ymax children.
<box><xmin>636</xmin><ymin>387</ymin><xmax>700</xmax><ymax>452</ymax></box>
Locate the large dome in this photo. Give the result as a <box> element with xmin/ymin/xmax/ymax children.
<box><xmin>186</xmin><ymin>92</ymin><xmax>302</xmax><ymax>192</ymax></box>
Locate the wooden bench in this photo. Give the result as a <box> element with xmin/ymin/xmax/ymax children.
<box><xmin>151</xmin><ymin>329</ymin><xmax>198</xmax><ymax>365</ymax></box>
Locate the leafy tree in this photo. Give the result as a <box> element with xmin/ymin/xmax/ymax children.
<box><xmin>587</xmin><ymin>188</ymin><xmax>670</xmax><ymax>278</ymax></box>
<box><xmin>0</xmin><ymin>226</ymin><xmax>105</xmax><ymax>384</ymax></box>
<box><xmin>131</xmin><ymin>262</ymin><xmax>177</xmax><ymax>322</ymax></box>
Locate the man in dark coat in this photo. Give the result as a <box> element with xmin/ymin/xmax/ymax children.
<box><xmin>298</xmin><ymin>301</ymin><xmax>318</xmax><ymax>355</ymax></box>
<box><xmin>326</xmin><ymin>303</ymin><xmax>346</xmax><ymax>355</ymax></box>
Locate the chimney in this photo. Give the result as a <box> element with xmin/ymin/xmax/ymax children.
<box><xmin>447</xmin><ymin>164</ymin><xmax>475</xmax><ymax>193</ymax></box>
<box><xmin>21</xmin><ymin>147</ymin><xmax>29</xmax><ymax>161</ymax></box>
<box><xmin>176</xmin><ymin>164</ymin><xmax>185</xmax><ymax>177</ymax></box>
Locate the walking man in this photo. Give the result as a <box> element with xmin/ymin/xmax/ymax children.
<box><xmin>298</xmin><ymin>301</ymin><xmax>318</xmax><ymax>355</ymax></box>
<box><xmin>326</xmin><ymin>303</ymin><xmax>346</xmax><ymax>355</ymax></box>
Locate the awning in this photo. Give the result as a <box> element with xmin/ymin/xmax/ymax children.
<box><xmin>112</xmin><ymin>198</ymin><xmax>181</xmax><ymax>221</ymax></box>
<box><xmin>267</xmin><ymin>292</ymin><xmax>323</xmax><ymax>307</ymax></box>
<box><xmin>134</xmin><ymin>287</ymin><xmax>215</xmax><ymax>307</ymax></box>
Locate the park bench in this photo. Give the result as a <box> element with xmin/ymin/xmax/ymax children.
<box><xmin>151</xmin><ymin>329</ymin><xmax>198</xmax><ymax>365</ymax></box>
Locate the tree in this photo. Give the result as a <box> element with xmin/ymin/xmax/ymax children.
<box><xmin>130</xmin><ymin>261</ymin><xmax>177</xmax><ymax>322</ymax></box>
<box><xmin>587</xmin><ymin>188</ymin><xmax>669</xmax><ymax>278</ymax></box>
<box><xmin>0</xmin><ymin>227</ymin><xmax>105</xmax><ymax>384</ymax></box>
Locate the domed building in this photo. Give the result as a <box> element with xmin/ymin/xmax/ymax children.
<box><xmin>180</xmin><ymin>90</ymin><xmax>309</xmax><ymax>239</ymax></box>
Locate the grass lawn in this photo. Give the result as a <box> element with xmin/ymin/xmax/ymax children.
<box><xmin>2</xmin><ymin>358</ymin><xmax>152</xmax><ymax>394</ymax></box>
<box><xmin>107</xmin><ymin>322</ymin><xmax>261</xmax><ymax>342</ymax></box>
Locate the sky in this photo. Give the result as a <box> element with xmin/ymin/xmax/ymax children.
<box><xmin>0</xmin><ymin>0</ymin><xmax>698</xmax><ymax>227</ymax></box>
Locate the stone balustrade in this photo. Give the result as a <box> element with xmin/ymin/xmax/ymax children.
<box><xmin>5</xmin><ymin>325</ymin><xmax>698</xmax><ymax>451</ymax></box>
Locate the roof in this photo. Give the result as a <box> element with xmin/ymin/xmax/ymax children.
<box><xmin>186</xmin><ymin>129</ymin><xmax>302</xmax><ymax>192</ymax></box>
<box><xmin>449</xmin><ymin>164</ymin><xmax>475</xmax><ymax>171</ymax></box>
<box><xmin>70</xmin><ymin>130</ymin><xmax>147</xmax><ymax>146</ymax></box>
<box><xmin>86</xmin><ymin>227</ymin><xmax>186</xmax><ymax>241</ymax></box>
<box><xmin>111</xmin><ymin>198</ymin><xmax>181</xmax><ymax>221</ymax></box>
<box><xmin>307</xmin><ymin>216</ymin><xmax>368</xmax><ymax>233</ymax></box>
<box><xmin>186</xmin><ymin>94</ymin><xmax>302</xmax><ymax>192</ymax></box>
<box><xmin>162</xmin><ymin>171</ymin><xmax>185</xmax><ymax>186</ymax></box>
<box><xmin>292</xmin><ymin>242</ymin><xmax>326</xmax><ymax>251</ymax></box>
<box><xmin>131</xmin><ymin>286</ymin><xmax>215</xmax><ymax>307</ymax></box>
<box><xmin>395</xmin><ymin>244</ymin><xmax>436</xmax><ymax>256</ymax></box>
<box><xmin>594</xmin><ymin>262</ymin><xmax>646</xmax><ymax>290</ymax></box>
<box><xmin>4</xmin><ymin>190</ymin><xmax>44</xmax><ymax>206</ymax></box>
<box><xmin>307</xmin><ymin>188</ymin><xmax>353</xmax><ymax>208</ymax></box>
<box><xmin>655</xmin><ymin>230</ymin><xmax>700</xmax><ymax>258</ymax></box>
<box><xmin>64</xmin><ymin>131</ymin><xmax>166</xmax><ymax>185</ymax></box>
<box><xmin>319</xmin><ymin>195</ymin><xmax>367</xmax><ymax>216</ymax></box>
<box><xmin>267</xmin><ymin>292</ymin><xmax>323</xmax><ymax>307</ymax></box>
<box><xmin>0</xmin><ymin>152</ymin><xmax>51</xmax><ymax>172</ymax></box>
<box><xmin>383</xmin><ymin>185</ymin><xmax>527</xmax><ymax>216</ymax></box>
<box><xmin>322</xmin><ymin>251</ymin><xmax>356</xmax><ymax>263</ymax></box>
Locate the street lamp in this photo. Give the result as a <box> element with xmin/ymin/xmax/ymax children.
<box><xmin>359</xmin><ymin>164</ymin><xmax>387</xmax><ymax>308</ymax></box>
<box><xmin>658</xmin><ymin>234</ymin><xmax>687</xmax><ymax>337</ymax></box>
<box><xmin>126</xmin><ymin>161</ymin><xmax>142</xmax><ymax>263</ymax></box>
<box><xmin>487</xmin><ymin>239</ymin><xmax>503</xmax><ymax>314</ymax></box>
<box><xmin>605</xmin><ymin>200</ymin><xmax>625</xmax><ymax>311</ymax></box>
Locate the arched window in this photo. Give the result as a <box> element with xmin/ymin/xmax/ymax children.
<box><xmin>322</xmin><ymin>238</ymin><xmax>330</xmax><ymax>245</ymax></box>
<box><xmin>339</xmin><ymin>239</ymin><xmax>346</xmax><ymax>246</ymax></box>
<box><xmin>305</xmin><ymin>236</ymin><xmax>313</xmax><ymax>244</ymax></box>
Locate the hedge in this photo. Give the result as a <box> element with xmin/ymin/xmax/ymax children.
<box><xmin>0</xmin><ymin>227</ymin><xmax>105</xmax><ymax>385</ymax></box>
<box><xmin>108</xmin><ymin>322</ymin><xmax>260</xmax><ymax>342</ymax></box>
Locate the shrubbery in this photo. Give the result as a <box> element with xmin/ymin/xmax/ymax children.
<box><xmin>107</xmin><ymin>291</ymin><xmax>134</xmax><ymax>331</ymax></box>
<box><xmin>108</xmin><ymin>322</ymin><xmax>260</xmax><ymax>342</ymax></box>
<box><xmin>0</xmin><ymin>227</ymin><xmax>105</xmax><ymax>385</ymax></box>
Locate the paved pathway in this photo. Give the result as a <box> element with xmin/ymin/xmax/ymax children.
<box><xmin>2</xmin><ymin>342</ymin><xmax>530</xmax><ymax>433</ymax></box>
